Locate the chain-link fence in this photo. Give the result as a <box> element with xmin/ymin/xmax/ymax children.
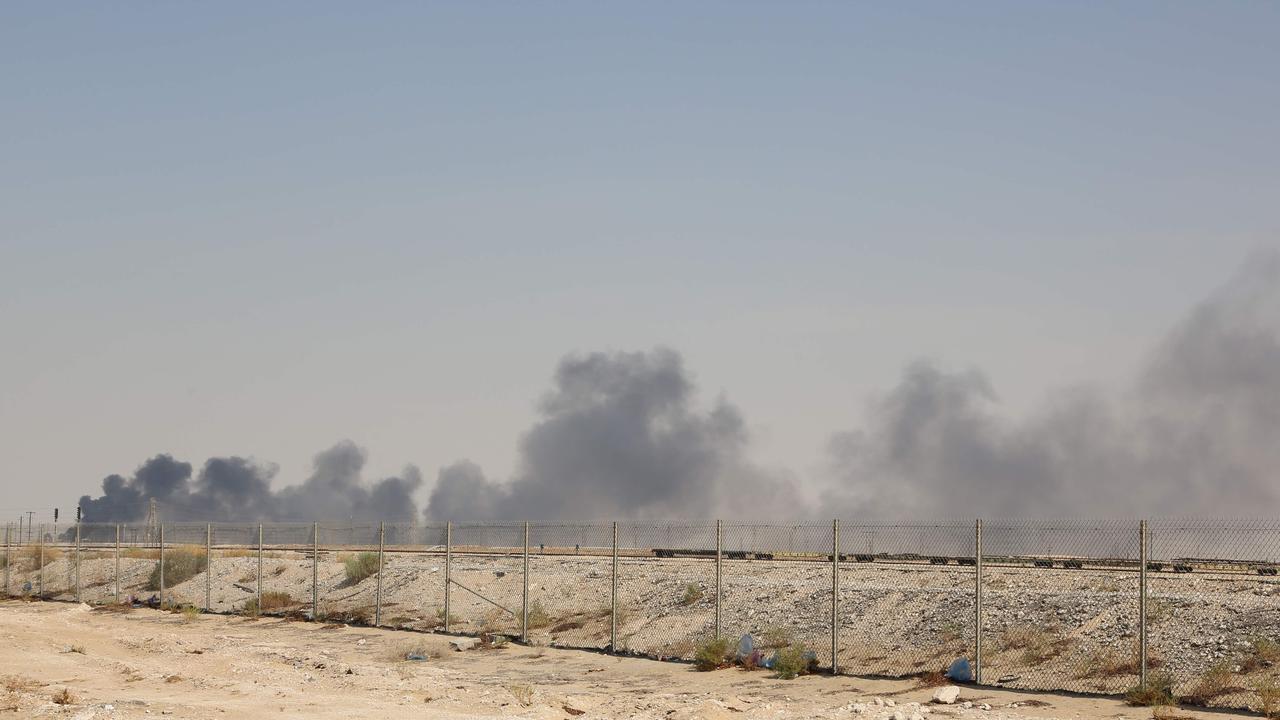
<box><xmin>4</xmin><ymin>518</ymin><xmax>1278</xmax><ymax>712</ymax></box>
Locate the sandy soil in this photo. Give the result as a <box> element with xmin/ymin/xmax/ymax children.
<box><xmin>7</xmin><ymin>547</ymin><xmax>1278</xmax><ymax>711</ymax></box>
<box><xmin>0</xmin><ymin>600</ymin><xmax>1246</xmax><ymax>720</ymax></box>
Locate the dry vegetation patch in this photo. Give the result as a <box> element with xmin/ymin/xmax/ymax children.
<box><xmin>343</xmin><ymin>553</ymin><xmax>380</xmax><ymax>584</ymax></box>
<box><xmin>145</xmin><ymin>548</ymin><xmax>207</xmax><ymax>590</ymax></box>
<box><xmin>1000</xmin><ymin>625</ymin><xmax>1071</xmax><ymax>665</ymax></box>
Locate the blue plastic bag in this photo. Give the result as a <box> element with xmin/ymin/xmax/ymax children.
<box><xmin>945</xmin><ymin>657</ymin><xmax>973</xmax><ymax>682</ymax></box>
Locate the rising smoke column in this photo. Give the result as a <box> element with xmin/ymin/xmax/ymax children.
<box><xmin>79</xmin><ymin>454</ymin><xmax>195</xmax><ymax>522</ymax></box>
<box><xmin>273</xmin><ymin>440</ymin><xmax>423</xmax><ymax>521</ymax></box>
<box><xmin>823</xmin><ymin>251</ymin><xmax>1280</xmax><ymax>518</ymax></box>
<box><xmin>78</xmin><ymin>441</ymin><xmax>422</xmax><ymax>522</ymax></box>
<box><xmin>425</xmin><ymin>348</ymin><xmax>801</xmax><ymax>520</ymax></box>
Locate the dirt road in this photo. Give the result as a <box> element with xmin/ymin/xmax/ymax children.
<box><xmin>0</xmin><ymin>600</ymin><xmax>1236</xmax><ymax>719</ymax></box>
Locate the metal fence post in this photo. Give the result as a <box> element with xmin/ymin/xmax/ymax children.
<box><xmin>832</xmin><ymin>519</ymin><xmax>840</xmax><ymax>674</ymax></box>
<box><xmin>158</xmin><ymin>523</ymin><xmax>166</xmax><ymax>608</ymax></box>
<box><xmin>611</xmin><ymin>521</ymin><xmax>619</xmax><ymax>653</ymax></box>
<box><xmin>256</xmin><ymin>523</ymin><xmax>263</xmax><ymax>610</ymax></box>
<box><xmin>1139</xmin><ymin>519</ymin><xmax>1148</xmax><ymax>687</ymax></box>
<box><xmin>74</xmin><ymin>521</ymin><xmax>82</xmax><ymax>602</ymax></box>
<box><xmin>975</xmin><ymin>518</ymin><xmax>983</xmax><ymax>684</ymax></box>
<box><xmin>3</xmin><ymin>525</ymin><xmax>10</xmax><ymax>596</ymax></box>
<box><xmin>521</xmin><ymin>521</ymin><xmax>530</xmax><ymax>642</ymax></box>
<box><xmin>205</xmin><ymin>523</ymin><xmax>212</xmax><ymax>612</ymax></box>
<box><xmin>114</xmin><ymin>524</ymin><xmax>120</xmax><ymax>603</ymax></box>
<box><xmin>374</xmin><ymin>521</ymin><xmax>384</xmax><ymax>627</ymax></box>
<box><xmin>444</xmin><ymin>521</ymin><xmax>452</xmax><ymax>633</ymax></box>
<box><xmin>714</xmin><ymin>519</ymin><xmax>722</xmax><ymax>640</ymax></box>
<box><xmin>38</xmin><ymin>526</ymin><xmax>44</xmax><ymax>597</ymax></box>
<box><xmin>312</xmin><ymin>522</ymin><xmax>319</xmax><ymax>621</ymax></box>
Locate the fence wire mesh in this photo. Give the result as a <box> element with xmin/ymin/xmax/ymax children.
<box><xmin>4</xmin><ymin>517</ymin><xmax>1280</xmax><ymax>712</ymax></box>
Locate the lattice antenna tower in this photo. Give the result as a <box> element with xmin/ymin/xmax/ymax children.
<box><xmin>143</xmin><ymin>498</ymin><xmax>159</xmax><ymax>545</ymax></box>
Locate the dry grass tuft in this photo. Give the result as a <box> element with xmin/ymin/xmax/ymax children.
<box><xmin>1078</xmin><ymin>643</ymin><xmax>1163</xmax><ymax>678</ymax></box>
<box><xmin>1126</xmin><ymin>673</ymin><xmax>1175</xmax><ymax>707</ymax></box>
<box><xmin>320</xmin><ymin>607</ymin><xmax>373</xmax><ymax>626</ymax></box>
<box><xmin>1256</xmin><ymin>677</ymin><xmax>1280</xmax><ymax>719</ymax></box>
<box><xmin>526</xmin><ymin>600</ymin><xmax>551</xmax><ymax>629</ymax></box>
<box><xmin>1181</xmin><ymin>660</ymin><xmax>1236</xmax><ymax>706</ymax></box>
<box><xmin>122</xmin><ymin>547</ymin><xmax>160</xmax><ymax>560</ymax></box>
<box><xmin>51</xmin><ymin>688</ymin><xmax>74</xmax><ymax>705</ymax></box>
<box><xmin>1241</xmin><ymin>637</ymin><xmax>1280</xmax><ymax>674</ymax></box>
<box><xmin>92</xmin><ymin>602</ymin><xmax>135</xmax><ymax>614</ymax></box>
<box><xmin>914</xmin><ymin>670</ymin><xmax>949</xmax><ymax>688</ymax></box>
<box><xmin>1145</xmin><ymin>598</ymin><xmax>1173</xmax><ymax>625</ymax></box>
<box><xmin>1001</xmin><ymin>625</ymin><xmax>1070</xmax><ymax>665</ymax></box>
<box><xmin>259</xmin><ymin>591</ymin><xmax>294</xmax><ymax>612</ymax></box>
<box><xmin>479</xmin><ymin>608</ymin><xmax>507</xmax><ymax>633</ymax></box>
<box><xmin>1150</xmin><ymin>706</ymin><xmax>1197</xmax><ymax>720</ymax></box>
<box><xmin>386</xmin><ymin>642</ymin><xmax>441</xmax><ymax>662</ymax></box>
<box><xmin>3</xmin><ymin>676</ymin><xmax>39</xmax><ymax>694</ymax></box>
<box><xmin>507</xmin><ymin>684</ymin><xmax>534</xmax><ymax>706</ymax></box>
<box><xmin>22</xmin><ymin>546</ymin><xmax>61</xmax><ymax>568</ymax></box>
<box><xmin>660</xmin><ymin>639</ymin><xmax>695</xmax><ymax>659</ymax></box>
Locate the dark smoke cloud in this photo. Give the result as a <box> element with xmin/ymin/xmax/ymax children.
<box><xmin>274</xmin><ymin>441</ymin><xmax>423</xmax><ymax>521</ymax></box>
<box><xmin>76</xmin><ymin>252</ymin><xmax>1280</xmax><ymax>522</ymax></box>
<box><xmin>425</xmin><ymin>348</ymin><xmax>801</xmax><ymax>520</ymax></box>
<box><xmin>78</xmin><ymin>440</ymin><xmax>422</xmax><ymax>522</ymax></box>
<box><xmin>823</xmin><ymin>251</ymin><xmax>1280</xmax><ymax>517</ymax></box>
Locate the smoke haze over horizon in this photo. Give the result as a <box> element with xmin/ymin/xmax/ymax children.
<box><xmin>70</xmin><ymin>253</ymin><xmax>1280</xmax><ymax>522</ymax></box>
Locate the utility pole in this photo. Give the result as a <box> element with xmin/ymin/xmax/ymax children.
<box><xmin>25</xmin><ymin>513</ymin><xmax>34</xmax><ymax>543</ymax></box>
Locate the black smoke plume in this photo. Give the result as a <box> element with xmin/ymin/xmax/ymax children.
<box><xmin>78</xmin><ymin>440</ymin><xmax>422</xmax><ymax>522</ymax></box>
<box><xmin>425</xmin><ymin>348</ymin><xmax>801</xmax><ymax>520</ymax></box>
<box><xmin>823</xmin><ymin>251</ymin><xmax>1280</xmax><ymax>517</ymax></box>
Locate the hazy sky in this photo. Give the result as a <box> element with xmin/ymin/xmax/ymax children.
<box><xmin>3</xmin><ymin>2</ymin><xmax>1278</xmax><ymax>520</ymax></box>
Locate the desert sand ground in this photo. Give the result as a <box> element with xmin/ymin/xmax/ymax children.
<box><xmin>0</xmin><ymin>600</ymin><xmax>1246</xmax><ymax>720</ymax></box>
<box><xmin>8</xmin><ymin>545</ymin><xmax>1280</xmax><ymax>710</ymax></box>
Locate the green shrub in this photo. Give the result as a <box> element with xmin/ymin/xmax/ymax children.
<box><xmin>1126</xmin><ymin>673</ymin><xmax>1175</xmax><ymax>707</ymax></box>
<box><xmin>344</xmin><ymin>552</ymin><xmax>380</xmax><ymax>584</ymax></box>
<box><xmin>145</xmin><ymin>550</ymin><xmax>207</xmax><ymax>591</ymax></box>
<box><xmin>772</xmin><ymin>643</ymin><xmax>815</xmax><ymax>680</ymax></box>
<box><xmin>526</xmin><ymin>600</ymin><xmax>551</xmax><ymax>629</ymax></box>
<box><xmin>694</xmin><ymin>637</ymin><xmax>732</xmax><ymax>671</ymax></box>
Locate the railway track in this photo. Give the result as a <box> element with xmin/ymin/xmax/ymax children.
<box><xmin>28</xmin><ymin>542</ymin><xmax>1280</xmax><ymax>576</ymax></box>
